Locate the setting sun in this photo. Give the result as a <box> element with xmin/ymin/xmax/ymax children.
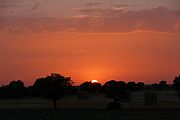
<box><xmin>91</xmin><ymin>80</ymin><xmax>99</xmax><ymax>83</ymax></box>
<box><xmin>1</xmin><ymin>0</ymin><xmax>180</xmax><ymax>119</ymax></box>
<box><xmin>0</xmin><ymin>0</ymin><xmax>180</xmax><ymax>86</ymax></box>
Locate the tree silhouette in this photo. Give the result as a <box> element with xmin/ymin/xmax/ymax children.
<box><xmin>136</xmin><ymin>82</ymin><xmax>145</xmax><ymax>90</ymax></box>
<box><xmin>127</xmin><ymin>82</ymin><xmax>136</xmax><ymax>91</ymax></box>
<box><xmin>0</xmin><ymin>85</ymin><xmax>7</xmax><ymax>99</ymax></box>
<box><xmin>159</xmin><ymin>80</ymin><xmax>168</xmax><ymax>90</ymax></box>
<box><xmin>6</xmin><ymin>80</ymin><xmax>26</xmax><ymax>98</ymax></box>
<box><xmin>173</xmin><ymin>75</ymin><xmax>180</xmax><ymax>96</ymax></box>
<box><xmin>80</xmin><ymin>81</ymin><xmax>92</xmax><ymax>92</ymax></box>
<box><xmin>150</xmin><ymin>81</ymin><xmax>169</xmax><ymax>90</ymax></box>
<box><xmin>33</xmin><ymin>73</ymin><xmax>73</xmax><ymax>110</ymax></box>
<box><xmin>80</xmin><ymin>81</ymin><xmax>102</xmax><ymax>93</ymax></box>
<box><xmin>103</xmin><ymin>80</ymin><xmax>127</xmax><ymax>110</ymax></box>
<box><xmin>104</xmin><ymin>80</ymin><xmax>120</xmax><ymax>102</ymax></box>
<box><xmin>91</xmin><ymin>82</ymin><xmax>102</xmax><ymax>93</ymax></box>
<box><xmin>151</xmin><ymin>83</ymin><xmax>159</xmax><ymax>90</ymax></box>
<box><xmin>26</xmin><ymin>86</ymin><xmax>40</xmax><ymax>97</ymax></box>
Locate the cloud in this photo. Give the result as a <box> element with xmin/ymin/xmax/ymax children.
<box><xmin>111</xmin><ymin>4</ymin><xmax>137</xmax><ymax>11</ymax></box>
<box><xmin>112</xmin><ymin>4</ymin><xmax>129</xmax><ymax>9</ymax></box>
<box><xmin>73</xmin><ymin>14</ymin><xmax>87</xmax><ymax>18</ymax></box>
<box><xmin>174</xmin><ymin>20</ymin><xmax>180</xmax><ymax>32</ymax></box>
<box><xmin>73</xmin><ymin>7</ymin><xmax>180</xmax><ymax>32</ymax></box>
<box><xmin>0</xmin><ymin>5</ymin><xmax>30</xmax><ymax>8</ymax></box>
<box><xmin>31</xmin><ymin>2</ymin><xmax>40</xmax><ymax>10</ymax></box>
<box><xmin>85</xmin><ymin>2</ymin><xmax>101</xmax><ymax>7</ymax></box>
<box><xmin>0</xmin><ymin>0</ymin><xmax>41</xmax><ymax>10</ymax></box>
<box><xmin>0</xmin><ymin>0</ymin><xmax>30</xmax><ymax>8</ymax></box>
<box><xmin>0</xmin><ymin>7</ymin><xmax>179</xmax><ymax>34</ymax></box>
<box><xmin>74</xmin><ymin>8</ymin><xmax>105</xmax><ymax>14</ymax></box>
<box><xmin>73</xmin><ymin>7</ymin><xmax>123</xmax><ymax>17</ymax></box>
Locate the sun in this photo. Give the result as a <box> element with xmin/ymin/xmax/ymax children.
<box><xmin>91</xmin><ymin>80</ymin><xmax>98</xmax><ymax>83</ymax></box>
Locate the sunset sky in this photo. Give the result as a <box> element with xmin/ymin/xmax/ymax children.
<box><xmin>0</xmin><ymin>0</ymin><xmax>180</xmax><ymax>85</ymax></box>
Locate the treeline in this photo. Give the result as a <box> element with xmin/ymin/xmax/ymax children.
<box><xmin>0</xmin><ymin>76</ymin><xmax>177</xmax><ymax>98</ymax></box>
<box><xmin>0</xmin><ymin>73</ymin><xmax>180</xmax><ymax>110</ymax></box>
<box><xmin>0</xmin><ymin>77</ymin><xmax>175</xmax><ymax>99</ymax></box>
<box><xmin>0</xmin><ymin>74</ymin><xmax>179</xmax><ymax>99</ymax></box>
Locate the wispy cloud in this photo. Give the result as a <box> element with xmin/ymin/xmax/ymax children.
<box><xmin>85</xmin><ymin>2</ymin><xmax>101</xmax><ymax>7</ymax></box>
<box><xmin>0</xmin><ymin>5</ymin><xmax>30</xmax><ymax>8</ymax></box>
<box><xmin>0</xmin><ymin>7</ymin><xmax>179</xmax><ymax>34</ymax></box>
<box><xmin>111</xmin><ymin>4</ymin><xmax>138</xmax><ymax>10</ymax></box>
<box><xmin>0</xmin><ymin>0</ymin><xmax>41</xmax><ymax>10</ymax></box>
<box><xmin>31</xmin><ymin>2</ymin><xmax>40</xmax><ymax>10</ymax></box>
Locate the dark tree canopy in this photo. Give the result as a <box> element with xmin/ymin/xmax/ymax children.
<box><xmin>33</xmin><ymin>73</ymin><xmax>74</xmax><ymax>110</ymax></box>
<box><xmin>80</xmin><ymin>81</ymin><xmax>102</xmax><ymax>93</ymax></box>
<box><xmin>80</xmin><ymin>81</ymin><xmax>92</xmax><ymax>92</ymax></box>
<box><xmin>103</xmin><ymin>80</ymin><xmax>127</xmax><ymax>102</ymax></box>
<box><xmin>159</xmin><ymin>80</ymin><xmax>168</xmax><ymax>90</ymax></box>
<box><xmin>173</xmin><ymin>75</ymin><xmax>180</xmax><ymax>92</ymax></box>
<box><xmin>127</xmin><ymin>82</ymin><xmax>136</xmax><ymax>91</ymax></box>
<box><xmin>8</xmin><ymin>80</ymin><xmax>25</xmax><ymax>89</ymax></box>
<box><xmin>136</xmin><ymin>82</ymin><xmax>145</xmax><ymax>90</ymax></box>
<box><xmin>0</xmin><ymin>80</ymin><xmax>26</xmax><ymax>99</ymax></box>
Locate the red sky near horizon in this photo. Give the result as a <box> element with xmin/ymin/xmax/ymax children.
<box><xmin>0</xmin><ymin>0</ymin><xmax>180</xmax><ymax>85</ymax></box>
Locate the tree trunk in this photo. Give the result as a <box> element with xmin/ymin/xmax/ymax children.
<box><xmin>53</xmin><ymin>99</ymin><xmax>57</xmax><ymax>111</ymax></box>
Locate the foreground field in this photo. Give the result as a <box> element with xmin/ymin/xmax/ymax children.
<box><xmin>0</xmin><ymin>109</ymin><xmax>180</xmax><ymax>120</ymax></box>
<box><xmin>0</xmin><ymin>91</ymin><xmax>180</xmax><ymax>120</ymax></box>
<box><xmin>0</xmin><ymin>91</ymin><xmax>180</xmax><ymax>109</ymax></box>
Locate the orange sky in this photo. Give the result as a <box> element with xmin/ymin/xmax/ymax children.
<box><xmin>0</xmin><ymin>0</ymin><xmax>180</xmax><ymax>85</ymax></box>
<box><xmin>0</xmin><ymin>31</ymin><xmax>180</xmax><ymax>85</ymax></box>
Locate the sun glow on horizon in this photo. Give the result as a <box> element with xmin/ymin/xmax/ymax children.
<box><xmin>91</xmin><ymin>80</ymin><xmax>99</xmax><ymax>83</ymax></box>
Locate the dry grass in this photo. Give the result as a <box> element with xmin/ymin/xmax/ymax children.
<box><xmin>0</xmin><ymin>109</ymin><xmax>180</xmax><ymax>120</ymax></box>
<box><xmin>0</xmin><ymin>91</ymin><xmax>180</xmax><ymax>120</ymax></box>
<box><xmin>0</xmin><ymin>91</ymin><xmax>180</xmax><ymax>109</ymax></box>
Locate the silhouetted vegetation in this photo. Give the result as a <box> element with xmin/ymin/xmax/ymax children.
<box><xmin>33</xmin><ymin>73</ymin><xmax>74</xmax><ymax>110</ymax></box>
<box><xmin>0</xmin><ymin>80</ymin><xmax>26</xmax><ymax>99</ymax></box>
<box><xmin>173</xmin><ymin>75</ymin><xmax>180</xmax><ymax>97</ymax></box>
<box><xmin>158</xmin><ymin>80</ymin><xmax>169</xmax><ymax>90</ymax></box>
<box><xmin>0</xmin><ymin>73</ymin><xmax>179</xmax><ymax>111</ymax></box>
<box><xmin>103</xmin><ymin>80</ymin><xmax>128</xmax><ymax>110</ymax></box>
<box><xmin>80</xmin><ymin>81</ymin><xmax>102</xmax><ymax>93</ymax></box>
<box><xmin>136</xmin><ymin>82</ymin><xmax>145</xmax><ymax>90</ymax></box>
<box><xmin>146</xmin><ymin>80</ymin><xmax>171</xmax><ymax>91</ymax></box>
<box><xmin>127</xmin><ymin>82</ymin><xmax>136</xmax><ymax>91</ymax></box>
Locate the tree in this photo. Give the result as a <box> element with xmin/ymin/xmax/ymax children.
<box><xmin>173</xmin><ymin>75</ymin><xmax>180</xmax><ymax>96</ymax></box>
<box><xmin>103</xmin><ymin>80</ymin><xmax>127</xmax><ymax>110</ymax></box>
<box><xmin>151</xmin><ymin>83</ymin><xmax>159</xmax><ymax>90</ymax></box>
<box><xmin>136</xmin><ymin>82</ymin><xmax>145</xmax><ymax>90</ymax></box>
<box><xmin>80</xmin><ymin>81</ymin><xmax>92</xmax><ymax>92</ymax></box>
<box><xmin>7</xmin><ymin>80</ymin><xmax>26</xmax><ymax>98</ymax></box>
<box><xmin>33</xmin><ymin>73</ymin><xmax>74</xmax><ymax>110</ymax></box>
<box><xmin>91</xmin><ymin>82</ymin><xmax>102</xmax><ymax>93</ymax></box>
<box><xmin>80</xmin><ymin>81</ymin><xmax>102</xmax><ymax>93</ymax></box>
<box><xmin>127</xmin><ymin>82</ymin><xmax>136</xmax><ymax>91</ymax></box>
<box><xmin>159</xmin><ymin>80</ymin><xmax>168</xmax><ymax>90</ymax></box>
<box><xmin>26</xmin><ymin>86</ymin><xmax>40</xmax><ymax>97</ymax></box>
<box><xmin>0</xmin><ymin>85</ymin><xmax>7</xmax><ymax>99</ymax></box>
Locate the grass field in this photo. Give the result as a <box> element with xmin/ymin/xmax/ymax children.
<box><xmin>0</xmin><ymin>91</ymin><xmax>180</xmax><ymax>120</ymax></box>
<box><xmin>0</xmin><ymin>91</ymin><xmax>180</xmax><ymax>109</ymax></box>
<box><xmin>0</xmin><ymin>109</ymin><xmax>180</xmax><ymax>120</ymax></box>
